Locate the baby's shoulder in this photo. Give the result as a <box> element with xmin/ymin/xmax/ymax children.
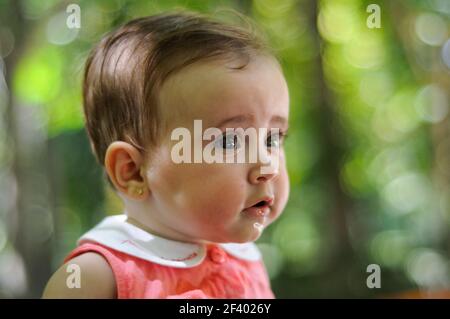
<box><xmin>42</xmin><ymin>252</ymin><xmax>116</xmax><ymax>299</ymax></box>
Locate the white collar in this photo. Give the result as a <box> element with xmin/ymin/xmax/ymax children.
<box><xmin>78</xmin><ymin>214</ymin><xmax>262</xmax><ymax>268</ymax></box>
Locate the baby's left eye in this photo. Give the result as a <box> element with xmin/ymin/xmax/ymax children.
<box><xmin>215</xmin><ymin>132</ymin><xmax>241</xmax><ymax>150</ymax></box>
<box><xmin>266</xmin><ymin>132</ymin><xmax>283</xmax><ymax>148</ymax></box>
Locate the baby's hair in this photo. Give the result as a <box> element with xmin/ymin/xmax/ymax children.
<box><xmin>83</xmin><ymin>9</ymin><xmax>275</xmax><ymax>168</ymax></box>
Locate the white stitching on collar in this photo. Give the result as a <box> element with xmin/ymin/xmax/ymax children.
<box><xmin>77</xmin><ymin>214</ymin><xmax>261</xmax><ymax>268</ymax></box>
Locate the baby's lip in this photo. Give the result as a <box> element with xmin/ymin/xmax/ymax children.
<box><xmin>243</xmin><ymin>205</ymin><xmax>270</xmax><ymax>218</ymax></box>
<box><xmin>245</xmin><ymin>196</ymin><xmax>274</xmax><ymax>210</ymax></box>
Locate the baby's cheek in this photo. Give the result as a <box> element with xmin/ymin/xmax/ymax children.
<box><xmin>188</xmin><ymin>169</ymin><xmax>247</xmax><ymax>215</ymax></box>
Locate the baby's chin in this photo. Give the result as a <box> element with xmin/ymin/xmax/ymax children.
<box><xmin>192</xmin><ymin>210</ymin><xmax>274</xmax><ymax>243</ymax></box>
<box><xmin>220</xmin><ymin>221</ymin><xmax>267</xmax><ymax>244</ymax></box>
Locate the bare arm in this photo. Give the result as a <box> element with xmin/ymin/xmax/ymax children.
<box><xmin>42</xmin><ymin>252</ymin><xmax>117</xmax><ymax>299</ymax></box>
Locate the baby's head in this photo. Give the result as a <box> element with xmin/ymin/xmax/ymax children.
<box><xmin>83</xmin><ymin>11</ymin><xmax>290</xmax><ymax>244</ymax></box>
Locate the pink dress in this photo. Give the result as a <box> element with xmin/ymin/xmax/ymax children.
<box><xmin>64</xmin><ymin>214</ymin><xmax>275</xmax><ymax>299</ymax></box>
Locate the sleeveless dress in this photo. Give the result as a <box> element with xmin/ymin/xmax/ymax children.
<box><xmin>64</xmin><ymin>214</ymin><xmax>275</xmax><ymax>299</ymax></box>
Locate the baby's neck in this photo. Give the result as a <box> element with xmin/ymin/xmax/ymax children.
<box><xmin>121</xmin><ymin>197</ymin><xmax>212</xmax><ymax>245</ymax></box>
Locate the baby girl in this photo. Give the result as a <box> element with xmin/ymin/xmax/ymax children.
<box><xmin>43</xmin><ymin>10</ymin><xmax>290</xmax><ymax>299</ymax></box>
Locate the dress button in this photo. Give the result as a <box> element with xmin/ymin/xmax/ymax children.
<box><xmin>208</xmin><ymin>246</ymin><xmax>227</xmax><ymax>264</ymax></box>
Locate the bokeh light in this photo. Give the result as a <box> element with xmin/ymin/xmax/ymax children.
<box><xmin>414</xmin><ymin>13</ymin><xmax>448</xmax><ymax>46</ymax></box>
<box><xmin>406</xmin><ymin>249</ymin><xmax>449</xmax><ymax>290</ymax></box>
<box><xmin>46</xmin><ymin>11</ymin><xmax>79</xmax><ymax>45</ymax></box>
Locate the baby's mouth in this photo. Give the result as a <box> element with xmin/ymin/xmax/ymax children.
<box><xmin>253</xmin><ymin>200</ymin><xmax>267</xmax><ymax>207</ymax></box>
<box><xmin>243</xmin><ymin>197</ymin><xmax>273</xmax><ymax>218</ymax></box>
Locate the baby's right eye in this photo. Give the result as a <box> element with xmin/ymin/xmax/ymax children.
<box><xmin>215</xmin><ymin>132</ymin><xmax>241</xmax><ymax>150</ymax></box>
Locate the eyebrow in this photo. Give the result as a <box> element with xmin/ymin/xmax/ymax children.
<box><xmin>216</xmin><ymin>114</ymin><xmax>288</xmax><ymax>128</ymax></box>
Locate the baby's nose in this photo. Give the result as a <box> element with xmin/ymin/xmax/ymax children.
<box><xmin>248</xmin><ymin>166</ymin><xmax>278</xmax><ymax>184</ymax></box>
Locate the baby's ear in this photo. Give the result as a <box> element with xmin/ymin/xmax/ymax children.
<box><xmin>104</xmin><ymin>141</ymin><xmax>149</xmax><ymax>200</ymax></box>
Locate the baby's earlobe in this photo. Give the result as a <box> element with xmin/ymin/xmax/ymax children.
<box><xmin>132</xmin><ymin>186</ymin><xmax>144</xmax><ymax>196</ymax></box>
<box><xmin>128</xmin><ymin>183</ymin><xmax>145</xmax><ymax>197</ymax></box>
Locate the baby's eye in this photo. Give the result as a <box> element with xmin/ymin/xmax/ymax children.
<box><xmin>266</xmin><ymin>132</ymin><xmax>284</xmax><ymax>148</ymax></box>
<box><xmin>215</xmin><ymin>132</ymin><xmax>241</xmax><ymax>150</ymax></box>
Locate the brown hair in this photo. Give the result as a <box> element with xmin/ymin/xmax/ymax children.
<box><xmin>83</xmin><ymin>10</ymin><xmax>274</xmax><ymax>166</ymax></box>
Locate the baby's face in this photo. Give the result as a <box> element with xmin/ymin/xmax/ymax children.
<box><xmin>144</xmin><ymin>55</ymin><xmax>290</xmax><ymax>243</ymax></box>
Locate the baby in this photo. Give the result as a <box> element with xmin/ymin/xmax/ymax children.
<box><xmin>43</xmin><ymin>10</ymin><xmax>290</xmax><ymax>299</ymax></box>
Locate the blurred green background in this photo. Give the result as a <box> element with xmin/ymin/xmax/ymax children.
<box><xmin>0</xmin><ymin>0</ymin><xmax>449</xmax><ymax>298</ymax></box>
